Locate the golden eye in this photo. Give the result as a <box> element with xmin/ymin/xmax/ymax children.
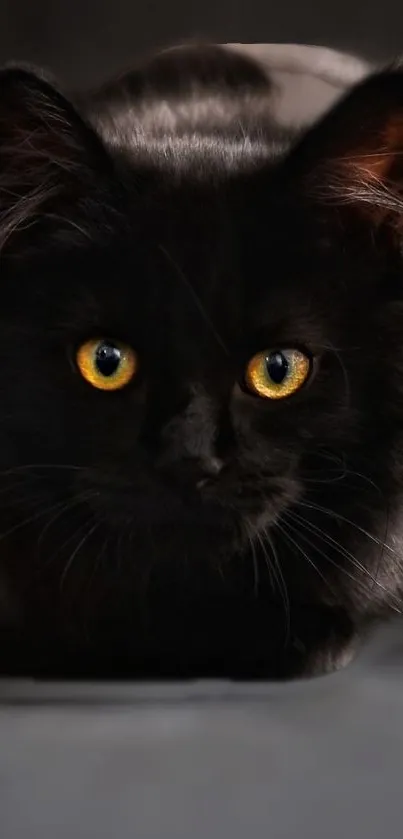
<box><xmin>245</xmin><ymin>348</ymin><xmax>311</xmax><ymax>399</ymax></box>
<box><xmin>76</xmin><ymin>339</ymin><xmax>138</xmax><ymax>391</ymax></box>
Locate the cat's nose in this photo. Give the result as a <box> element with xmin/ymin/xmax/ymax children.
<box><xmin>157</xmin><ymin>454</ymin><xmax>224</xmax><ymax>492</ymax></box>
<box><xmin>196</xmin><ymin>457</ymin><xmax>223</xmax><ymax>489</ymax></box>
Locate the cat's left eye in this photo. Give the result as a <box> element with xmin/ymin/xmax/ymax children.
<box><xmin>245</xmin><ymin>348</ymin><xmax>311</xmax><ymax>399</ymax></box>
<box><xmin>76</xmin><ymin>339</ymin><xmax>138</xmax><ymax>391</ymax></box>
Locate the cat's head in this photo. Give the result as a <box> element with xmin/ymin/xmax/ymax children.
<box><xmin>1</xmin><ymin>47</ymin><xmax>403</xmax><ymax>663</ymax></box>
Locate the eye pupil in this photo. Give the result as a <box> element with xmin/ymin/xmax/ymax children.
<box><xmin>266</xmin><ymin>351</ymin><xmax>288</xmax><ymax>384</ymax></box>
<box><xmin>95</xmin><ymin>342</ymin><xmax>121</xmax><ymax>377</ymax></box>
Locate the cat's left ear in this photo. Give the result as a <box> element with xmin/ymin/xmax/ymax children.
<box><xmin>293</xmin><ymin>65</ymin><xmax>403</xmax><ymax>229</ymax></box>
<box><xmin>0</xmin><ymin>66</ymin><xmax>117</xmax><ymax>253</ymax></box>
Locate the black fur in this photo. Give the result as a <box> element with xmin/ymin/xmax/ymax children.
<box><xmin>1</xmin><ymin>44</ymin><xmax>403</xmax><ymax>679</ymax></box>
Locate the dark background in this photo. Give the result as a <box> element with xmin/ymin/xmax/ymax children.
<box><xmin>0</xmin><ymin>0</ymin><xmax>400</xmax><ymax>88</ymax></box>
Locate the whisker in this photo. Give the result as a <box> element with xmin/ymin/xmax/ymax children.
<box><xmin>287</xmin><ymin>509</ymin><xmax>401</xmax><ymax>610</ymax></box>
<box><xmin>60</xmin><ymin>521</ymin><xmax>100</xmax><ymax>591</ymax></box>
<box><xmin>38</xmin><ymin>510</ymin><xmax>99</xmax><ymax>573</ymax></box>
<box><xmin>245</xmin><ymin>522</ymin><xmax>260</xmax><ymax>597</ymax></box>
<box><xmin>36</xmin><ymin>489</ymin><xmax>97</xmax><ymax>547</ymax></box>
<box><xmin>311</xmin><ymin>529</ymin><xmax>399</xmax><ymax>613</ymax></box>
<box><xmin>277</xmin><ymin>518</ymin><xmax>335</xmax><ymax>592</ymax></box>
<box><xmin>291</xmin><ymin>510</ymin><xmax>383</xmax><ymax>582</ymax></box>
<box><xmin>283</xmin><ymin>515</ymin><xmax>379</xmax><ymax>603</ymax></box>
<box><xmin>303</xmin><ymin>459</ymin><xmax>384</xmax><ymax>494</ymax></box>
<box><xmin>297</xmin><ymin>499</ymin><xmax>397</xmax><ymax>554</ymax></box>
<box><xmin>255</xmin><ymin>528</ymin><xmax>290</xmax><ymax>642</ymax></box>
<box><xmin>0</xmin><ymin>497</ymin><xmax>71</xmax><ymax>544</ymax></box>
<box><xmin>0</xmin><ymin>463</ymin><xmax>86</xmax><ymax>478</ymax></box>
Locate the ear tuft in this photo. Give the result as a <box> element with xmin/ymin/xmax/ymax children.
<box><xmin>296</xmin><ymin>67</ymin><xmax>403</xmax><ymax>230</ymax></box>
<box><xmin>327</xmin><ymin>115</ymin><xmax>403</xmax><ymax>226</ymax></box>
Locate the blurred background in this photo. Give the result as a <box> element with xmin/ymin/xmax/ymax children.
<box><xmin>0</xmin><ymin>0</ymin><xmax>400</xmax><ymax>88</ymax></box>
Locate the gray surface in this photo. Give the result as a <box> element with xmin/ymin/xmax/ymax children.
<box><xmin>1</xmin><ymin>620</ymin><xmax>403</xmax><ymax>839</ymax></box>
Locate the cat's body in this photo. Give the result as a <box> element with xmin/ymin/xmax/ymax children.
<box><xmin>0</xmin><ymin>44</ymin><xmax>403</xmax><ymax>678</ymax></box>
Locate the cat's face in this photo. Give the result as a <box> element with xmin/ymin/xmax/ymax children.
<box><xmin>1</xmin><ymin>48</ymin><xmax>403</xmax><ymax>677</ymax></box>
<box><xmin>0</xmin><ymin>189</ymin><xmax>309</xmax><ymax>563</ymax></box>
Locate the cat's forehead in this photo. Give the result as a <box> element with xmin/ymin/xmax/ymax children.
<box><xmin>94</xmin><ymin>106</ymin><xmax>293</xmax><ymax>180</ymax></box>
<box><xmin>87</xmin><ymin>47</ymin><xmax>297</xmax><ymax>179</ymax></box>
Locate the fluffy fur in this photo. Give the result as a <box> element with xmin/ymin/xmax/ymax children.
<box><xmin>0</xmin><ymin>44</ymin><xmax>403</xmax><ymax>679</ymax></box>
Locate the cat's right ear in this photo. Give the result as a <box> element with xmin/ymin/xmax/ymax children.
<box><xmin>290</xmin><ymin>64</ymin><xmax>403</xmax><ymax>233</ymax></box>
<box><xmin>0</xmin><ymin>66</ymin><xmax>117</xmax><ymax>254</ymax></box>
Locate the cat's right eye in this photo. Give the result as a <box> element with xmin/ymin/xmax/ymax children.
<box><xmin>76</xmin><ymin>338</ymin><xmax>138</xmax><ymax>391</ymax></box>
<box><xmin>244</xmin><ymin>348</ymin><xmax>311</xmax><ymax>399</ymax></box>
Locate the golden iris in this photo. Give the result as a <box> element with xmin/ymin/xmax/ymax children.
<box><xmin>245</xmin><ymin>348</ymin><xmax>310</xmax><ymax>399</ymax></box>
<box><xmin>76</xmin><ymin>339</ymin><xmax>138</xmax><ymax>391</ymax></box>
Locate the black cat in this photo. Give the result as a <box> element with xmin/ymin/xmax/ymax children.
<box><xmin>0</xmin><ymin>44</ymin><xmax>402</xmax><ymax>679</ymax></box>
